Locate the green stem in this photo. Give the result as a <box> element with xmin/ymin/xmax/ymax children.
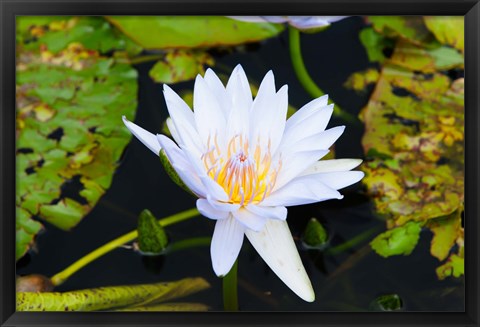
<box><xmin>325</xmin><ymin>226</ymin><xmax>382</xmax><ymax>256</ymax></box>
<box><xmin>167</xmin><ymin>237</ymin><xmax>211</xmax><ymax>253</ymax></box>
<box><xmin>288</xmin><ymin>26</ymin><xmax>358</xmax><ymax>125</ymax></box>
<box><xmin>50</xmin><ymin>208</ymin><xmax>200</xmax><ymax>286</ymax></box>
<box><xmin>222</xmin><ymin>259</ymin><xmax>239</xmax><ymax>311</ymax></box>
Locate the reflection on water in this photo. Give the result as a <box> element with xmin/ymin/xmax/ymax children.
<box><xmin>16</xmin><ymin>17</ymin><xmax>464</xmax><ymax>311</ymax></box>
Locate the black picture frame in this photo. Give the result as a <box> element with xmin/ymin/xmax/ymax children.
<box><xmin>1</xmin><ymin>0</ymin><xmax>479</xmax><ymax>326</ymax></box>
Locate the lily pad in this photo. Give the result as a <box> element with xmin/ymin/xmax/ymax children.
<box><xmin>16</xmin><ymin>34</ymin><xmax>138</xmax><ymax>260</ymax></box>
<box><xmin>424</xmin><ymin>16</ymin><xmax>464</xmax><ymax>53</ymax></box>
<box><xmin>149</xmin><ymin>50</ymin><xmax>214</xmax><ymax>84</ymax></box>
<box><xmin>355</xmin><ymin>17</ymin><xmax>464</xmax><ymax>274</ymax></box>
<box><xmin>18</xmin><ymin>16</ymin><xmax>142</xmax><ymax>55</ymax></box>
<box><xmin>427</xmin><ymin>211</ymin><xmax>462</xmax><ymax>261</ymax></box>
<box><xmin>106</xmin><ymin>16</ymin><xmax>284</xmax><ymax>50</ymax></box>
<box><xmin>368</xmin><ymin>16</ymin><xmax>438</xmax><ymax>47</ymax></box>
<box><xmin>17</xmin><ymin>277</ymin><xmax>210</xmax><ymax>311</ymax></box>
<box><xmin>370</xmin><ymin>221</ymin><xmax>422</xmax><ymax>257</ymax></box>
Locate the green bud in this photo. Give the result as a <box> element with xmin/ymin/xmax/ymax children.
<box><xmin>302</xmin><ymin>218</ymin><xmax>329</xmax><ymax>249</ymax></box>
<box><xmin>369</xmin><ymin>294</ymin><xmax>403</xmax><ymax>311</ymax></box>
<box><xmin>137</xmin><ymin>209</ymin><xmax>168</xmax><ymax>255</ymax></box>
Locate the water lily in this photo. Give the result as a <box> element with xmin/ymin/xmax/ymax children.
<box><xmin>123</xmin><ymin>65</ymin><xmax>364</xmax><ymax>302</ymax></box>
<box><xmin>227</xmin><ymin>16</ymin><xmax>348</xmax><ymax>29</ymax></box>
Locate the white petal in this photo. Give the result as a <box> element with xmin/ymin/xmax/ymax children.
<box><xmin>204</xmin><ymin>68</ymin><xmax>229</xmax><ymax>116</ymax></box>
<box><xmin>156</xmin><ymin>134</ymin><xmax>206</xmax><ymax>197</ymax></box>
<box><xmin>232</xmin><ymin>208</ymin><xmax>267</xmax><ymax>232</ymax></box>
<box><xmin>281</xmin><ymin>103</ymin><xmax>334</xmax><ymax>151</ymax></box>
<box><xmin>122</xmin><ymin>116</ymin><xmax>161</xmax><ymax>155</ymax></box>
<box><xmin>250</xmin><ymin>72</ymin><xmax>288</xmax><ymax>153</ymax></box>
<box><xmin>261</xmin><ymin>16</ymin><xmax>289</xmax><ymax>23</ymax></box>
<box><xmin>245</xmin><ymin>205</ymin><xmax>287</xmax><ymax>221</ymax></box>
<box><xmin>282</xmin><ymin>126</ymin><xmax>345</xmax><ymax>154</ymax></box>
<box><xmin>226</xmin><ymin>16</ymin><xmax>269</xmax><ymax>23</ymax></box>
<box><xmin>211</xmin><ymin>216</ymin><xmax>245</xmax><ymax>277</ymax></box>
<box><xmin>207</xmin><ymin>195</ymin><xmax>240</xmax><ymax>212</ymax></box>
<box><xmin>306</xmin><ymin>171</ymin><xmax>365</xmax><ymax>190</ymax></box>
<box><xmin>200</xmin><ymin>176</ymin><xmax>230</xmax><ymax>202</ymax></box>
<box><xmin>300</xmin><ymin>159</ymin><xmax>363</xmax><ymax>175</ymax></box>
<box><xmin>193</xmin><ymin>75</ymin><xmax>226</xmax><ymax>149</ymax></box>
<box><xmin>165</xmin><ymin>117</ymin><xmax>181</xmax><ymax>146</ymax></box>
<box><xmin>196</xmin><ymin>199</ymin><xmax>229</xmax><ymax>220</ymax></box>
<box><xmin>163</xmin><ymin>85</ymin><xmax>204</xmax><ymax>155</ymax></box>
<box><xmin>226</xmin><ymin>64</ymin><xmax>252</xmax><ymax>112</ymax></box>
<box><xmin>288</xmin><ymin>16</ymin><xmax>333</xmax><ymax>28</ymax></box>
<box><xmin>284</xmin><ymin>95</ymin><xmax>329</xmax><ymax>131</ymax></box>
<box><xmin>245</xmin><ymin>219</ymin><xmax>315</xmax><ymax>302</ymax></box>
<box><xmin>274</xmin><ymin>150</ymin><xmax>329</xmax><ymax>191</ymax></box>
<box><xmin>262</xmin><ymin>176</ymin><xmax>343</xmax><ymax>207</ymax></box>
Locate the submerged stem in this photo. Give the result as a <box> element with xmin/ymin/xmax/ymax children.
<box><xmin>325</xmin><ymin>226</ymin><xmax>382</xmax><ymax>256</ymax></box>
<box><xmin>50</xmin><ymin>208</ymin><xmax>200</xmax><ymax>287</ymax></box>
<box><xmin>223</xmin><ymin>259</ymin><xmax>239</xmax><ymax>311</ymax></box>
<box><xmin>288</xmin><ymin>26</ymin><xmax>358</xmax><ymax>125</ymax></box>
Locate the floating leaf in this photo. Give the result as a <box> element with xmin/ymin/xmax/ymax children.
<box><xmin>17</xmin><ymin>16</ymin><xmax>142</xmax><ymax>55</ymax></box>
<box><xmin>16</xmin><ymin>208</ymin><xmax>43</xmax><ymax>261</ymax></box>
<box><xmin>427</xmin><ymin>211</ymin><xmax>461</xmax><ymax>261</ymax></box>
<box><xmin>137</xmin><ymin>209</ymin><xmax>169</xmax><ymax>255</ymax></box>
<box><xmin>359</xmin><ymin>27</ymin><xmax>394</xmax><ymax>63</ymax></box>
<box><xmin>344</xmin><ymin>68</ymin><xmax>380</xmax><ymax>92</ymax></box>
<box><xmin>424</xmin><ymin>16</ymin><xmax>464</xmax><ymax>53</ymax></box>
<box><xmin>17</xmin><ymin>277</ymin><xmax>210</xmax><ymax>311</ymax></box>
<box><xmin>368</xmin><ymin>16</ymin><xmax>437</xmax><ymax>47</ymax></box>
<box><xmin>370</xmin><ymin>221</ymin><xmax>422</xmax><ymax>257</ymax></box>
<box><xmin>436</xmin><ymin>254</ymin><xmax>464</xmax><ymax>280</ymax></box>
<box><xmin>389</xmin><ymin>39</ymin><xmax>463</xmax><ymax>73</ymax></box>
<box><xmin>149</xmin><ymin>50</ymin><xmax>214</xmax><ymax>84</ymax></box>
<box><xmin>16</xmin><ymin>29</ymin><xmax>138</xmax><ymax>259</ymax></box>
<box><xmin>106</xmin><ymin>16</ymin><xmax>284</xmax><ymax>50</ymax></box>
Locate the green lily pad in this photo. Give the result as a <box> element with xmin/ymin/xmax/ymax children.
<box><xmin>368</xmin><ymin>16</ymin><xmax>438</xmax><ymax>47</ymax></box>
<box><xmin>356</xmin><ymin>16</ymin><xmax>464</xmax><ymax>275</ymax></box>
<box><xmin>16</xmin><ymin>33</ymin><xmax>138</xmax><ymax>260</ymax></box>
<box><xmin>106</xmin><ymin>16</ymin><xmax>284</xmax><ymax>50</ymax></box>
<box><xmin>149</xmin><ymin>50</ymin><xmax>214</xmax><ymax>84</ymax></box>
<box><xmin>17</xmin><ymin>277</ymin><xmax>210</xmax><ymax>311</ymax></box>
<box><xmin>359</xmin><ymin>27</ymin><xmax>395</xmax><ymax>63</ymax></box>
<box><xmin>436</xmin><ymin>254</ymin><xmax>464</xmax><ymax>280</ymax></box>
<box><xmin>370</xmin><ymin>221</ymin><xmax>422</xmax><ymax>257</ymax></box>
<box><xmin>427</xmin><ymin>211</ymin><xmax>462</xmax><ymax>261</ymax></box>
<box><xmin>424</xmin><ymin>16</ymin><xmax>464</xmax><ymax>53</ymax></box>
<box><xmin>17</xmin><ymin>16</ymin><xmax>142</xmax><ymax>55</ymax></box>
<box><xmin>16</xmin><ymin>208</ymin><xmax>44</xmax><ymax>261</ymax></box>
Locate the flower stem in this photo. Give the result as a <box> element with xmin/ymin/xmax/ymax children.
<box><xmin>288</xmin><ymin>26</ymin><xmax>358</xmax><ymax>125</ymax></box>
<box><xmin>50</xmin><ymin>208</ymin><xmax>200</xmax><ymax>287</ymax></box>
<box><xmin>223</xmin><ymin>259</ymin><xmax>239</xmax><ymax>311</ymax></box>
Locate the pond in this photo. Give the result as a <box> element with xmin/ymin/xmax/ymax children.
<box><xmin>16</xmin><ymin>16</ymin><xmax>465</xmax><ymax>311</ymax></box>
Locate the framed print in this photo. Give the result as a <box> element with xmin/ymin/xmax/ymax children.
<box><xmin>1</xmin><ymin>0</ymin><xmax>479</xmax><ymax>326</ymax></box>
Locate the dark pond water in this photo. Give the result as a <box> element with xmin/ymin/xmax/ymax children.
<box><xmin>17</xmin><ymin>17</ymin><xmax>465</xmax><ymax>311</ymax></box>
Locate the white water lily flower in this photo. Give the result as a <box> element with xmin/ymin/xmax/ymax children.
<box><xmin>227</xmin><ymin>16</ymin><xmax>348</xmax><ymax>29</ymax></box>
<box><xmin>122</xmin><ymin>65</ymin><xmax>364</xmax><ymax>302</ymax></box>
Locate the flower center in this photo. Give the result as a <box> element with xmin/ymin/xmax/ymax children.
<box><xmin>202</xmin><ymin>134</ymin><xmax>281</xmax><ymax>205</ymax></box>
